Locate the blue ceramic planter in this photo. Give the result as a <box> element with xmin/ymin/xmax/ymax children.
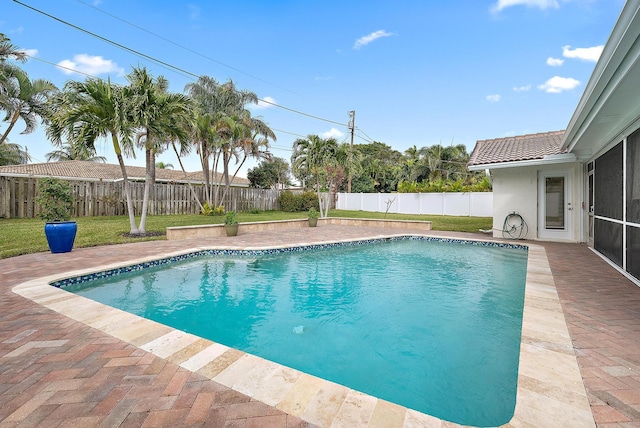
<box><xmin>44</xmin><ymin>221</ymin><xmax>77</xmax><ymax>253</ymax></box>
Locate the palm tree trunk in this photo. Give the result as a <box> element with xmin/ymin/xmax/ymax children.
<box><xmin>315</xmin><ymin>174</ymin><xmax>325</xmax><ymax>218</ymax></box>
<box><xmin>221</xmin><ymin>149</ymin><xmax>232</xmax><ymax>208</ymax></box>
<box><xmin>199</xmin><ymin>149</ymin><xmax>212</xmax><ymax>205</ymax></box>
<box><xmin>172</xmin><ymin>141</ymin><xmax>203</xmax><ymax>212</ymax></box>
<box><xmin>113</xmin><ymin>134</ymin><xmax>139</xmax><ymax>234</ymax></box>
<box><xmin>138</xmin><ymin>145</ymin><xmax>153</xmax><ymax>233</ymax></box>
<box><xmin>0</xmin><ymin>111</ymin><xmax>20</xmax><ymax>145</ymax></box>
<box><xmin>230</xmin><ymin>153</ymin><xmax>248</xmax><ymax>186</ymax></box>
<box><xmin>212</xmin><ymin>151</ymin><xmax>221</xmax><ymax>207</ymax></box>
<box><xmin>150</xmin><ymin>149</ymin><xmax>156</xmax><ymax>212</ymax></box>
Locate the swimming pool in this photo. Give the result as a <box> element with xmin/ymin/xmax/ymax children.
<box><xmin>57</xmin><ymin>237</ymin><xmax>528</xmax><ymax>426</ymax></box>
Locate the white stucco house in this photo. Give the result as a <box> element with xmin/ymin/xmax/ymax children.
<box><xmin>468</xmin><ymin>0</ymin><xmax>640</xmax><ymax>283</ymax></box>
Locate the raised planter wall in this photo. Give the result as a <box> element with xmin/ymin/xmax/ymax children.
<box><xmin>166</xmin><ymin>217</ymin><xmax>432</xmax><ymax>240</ymax></box>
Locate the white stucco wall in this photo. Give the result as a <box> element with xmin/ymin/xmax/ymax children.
<box><xmin>491</xmin><ymin>166</ymin><xmax>538</xmax><ymax>240</ymax></box>
<box><xmin>491</xmin><ymin>163</ymin><xmax>583</xmax><ymax>242</ymax></box>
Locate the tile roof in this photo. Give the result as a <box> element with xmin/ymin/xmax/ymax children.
<box><xmin>0</xmin><ymin>160</ymin><xmax>249</xmax><ymax>185</ymax></box>
<box><xmin>467</xmin><ymin>130</ymin><xmax>567</xmax><ymax>167</ymax></box>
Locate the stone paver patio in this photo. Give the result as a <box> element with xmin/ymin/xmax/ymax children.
<box><xmin>1</xmin><ymin>225</ymin><xmax>639</xmax><ymax>427</ymax></box>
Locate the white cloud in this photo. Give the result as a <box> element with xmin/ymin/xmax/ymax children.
<box><xmin>322</xmin><ymin>128</ymin><xmax>344</xmax><ymax>139</ymax></box>
<box><xmin>562</xmin><ymin>45</ymin><xmax>603</xmax><ymax>62</ymax></box>
<box><xmin>513</xmin><ymin>84</ymin><xmax>531</xmax><ymax>92</ymax></box>
<box><xmin>248</xmin><ymin>96</ymin><xmax>277</xmax><ymax>110</ymax></box>
<box><xmin>491</xmin><ymin>0</ymin><xmax>559</xmax><ymax>13</ymax></box>
<box><xmin>486</xmin><ymin>94</ymin><xmax>501</xmax><ymax>103</ymax></box>
<box><xmin>56</xmin><ymin>54</ymin><xmax>124</xmax><ymax>76</ymax></box>
<box><xmin>546</xmin><ymin>57</ymin><xmax>564</xmax><ymax>66</ymax></box>
<box><xmin>353</xmin><ymin>30</ymin><xmax>394</xmax><ymax>49</ymax></box>
<box><xmin>21</xmin><ymin>48</ymin><xmax>38</xmax><ymax>58</ymax></box>
<box><xmin>538</xmin><ymin>76</ymin><xmax>580</xmax><ymax>93</ymax></box>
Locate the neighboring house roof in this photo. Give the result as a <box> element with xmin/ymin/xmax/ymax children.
<box><xmin>467</xmin><ymin>130</ymin><xmax>575</xmax><ymax>170</ymax></box>
<box><xmin>0</xmin><ymin>160</ymin><xmax>250</xmax><ymax>186</ymax></box>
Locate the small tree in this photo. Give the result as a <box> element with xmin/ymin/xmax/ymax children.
<box><xmin>321</xmin><ymin>163</ymin><xmax>346</xmax><ymax>217</ymax></box>
<box><xmin>248</xmin><ymin>157</ymin><xmax>291</xmax><ymax>189</ymax></box>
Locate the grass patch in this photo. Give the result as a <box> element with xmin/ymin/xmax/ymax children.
<box><xmin>332</xmin><ymin>210</ymin><xmax>492</xmax><ymax>232</ymax></box>
<box><xmin>0</xmin><ymin>210</ymin><xmax>491</xmax><ymax>259</ymax></box>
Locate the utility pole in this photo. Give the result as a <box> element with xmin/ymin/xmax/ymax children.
<box><xmin>347</xmin><ymin>110</ymin><xmax>355</xmax><ymax>193</ymax></box>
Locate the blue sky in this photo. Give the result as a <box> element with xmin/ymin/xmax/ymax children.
<box><xmin>1</xmin><ymin>0</ymin><xmax>626</xmax><ymax>175</ymax></box>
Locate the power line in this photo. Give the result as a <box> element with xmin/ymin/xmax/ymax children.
<box><xmin>14</xmin><ymin>0</ymin><xmax>348</xmax><ymax>127</ymax></box>
<box><xmin>271</xmin><ymin>128</ymin><xmax>307</xmax><ymax>139</ymax></box>
<box><xmin>355</xmin><ymin>131</ymin><xmax>375</xmax><ymax>144</ymax></box>
<box><xmin>268</xmin><ymin>145</ymin><xmax>294</xmax><ymax>152</ymax></box>
<box><xmin>25</xmin><ymin>55</ymin><xmax>316</xmax><ymax>151</ymax></box>
<box><xmin>27</xmin><ymin>54</ymin><xmax>98</xmax><ymax>79</ymax></box>
<box><xmin>74</xmin><ymin>0</ymin><xmax>302</xmax><ymax>97</ymax></box>
<box><xmin>14</xmin><ymin>0</ymin><xmax>199</xmax><ymax>79</ymax></box>
<box><xmin>254</xmin><ymin>100</ymin><xmax>346</xmax><ymax>126</ymax></box>
<box><xmin>356</xmin><ymin>127</ymin><xmax>377</xmax><ymax>143</ymax></box>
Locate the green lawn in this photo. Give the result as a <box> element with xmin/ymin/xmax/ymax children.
<box><xmin>0</xmin><ymin>210</ymin><xmax>491</xmax><ymax>259</ymax></box>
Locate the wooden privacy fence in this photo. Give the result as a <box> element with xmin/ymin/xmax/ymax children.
<box><xmin>0</xmin><ymin>176</ymin><xmax>282</xmax><ymax>219</ymax></box>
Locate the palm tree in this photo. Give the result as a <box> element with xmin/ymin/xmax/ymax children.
<box><xmin>189</xmin><ymin>110</ymin><xmax>220</xmax><ymax>205</ymax></box>
<box><xmin>45</xmin><ymin>141</ymin><xmax>107</xmax><ymax>162</ymax></box>
<box><xmin>440</xmin><ymin>144</ymin><xmax>470</xmax><ymax>181</ymax></box>
<box><xmin>126</xmin><ymin>66</ymin><xmax>193</xmax><ymax>231</ymax></box>
<box><xmin>291</xmin><ymin>134</ymin><xmax>339</xmax><ymax>216</ymax></box>
<box><xmin>155</xmin><ymin>161</ymin><xmax>174</xmax><ymax>169</ymax></box>
<box><xmin>220</xmin><ymin>111</ymin><xmax>275</xmax><ymax>203</ymax></box>
<box><xmin>186</xmin><ymin>76</ymin><xmax>232</xmax><ymax>207</ymax></box>
<box><xmin>0</xmin><ymin>34</ymin><xmax>27</xmax><ymax>63</ymax></box>
<box><xmin>0</xmin><ymin>67</ymin><xmax>57</xmax><ymax>144</ymax></box>
<box><xmin>185</xmin><ymin>76</ymin><xmax>273</xmax><ymax>208</ymax></box>
<box><xmin>0</xmin><ymin>141</ymin><xmax>31</xmax><ymax>165</ymax></box>
<box><xmin>335</xmin><ymin>142</ymin><xmax>362</xmax><ymax>192</ymax></box>
<box><xmin>46</xmin><ymin>78</ymin><xmax>140</xmax><ymax>234</ymax></box>
<box><xmin>423</xmin><ymin>143</ymin><xmax>469</xmax><ymax>181</ymax></box>
<box><xmin>398</xmin><ymin>145</ymin><xmax>421</xmax><ymax>183</ymax></box>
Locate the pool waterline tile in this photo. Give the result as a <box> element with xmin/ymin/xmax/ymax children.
<box><xmin>11</xmin><ymin>233</ymin><xmax>594</xmax><ymax>427</ymax></box>
<box><xmin>48</xmin><ymin>235</ymin><xmax>528</xmax><ymax>290</ymax></box>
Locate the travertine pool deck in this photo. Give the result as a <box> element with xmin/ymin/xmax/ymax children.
<box><xmin>1</xmin><ymin>225</ymin><xmax>639</xmax><ymax>427</ymax></box>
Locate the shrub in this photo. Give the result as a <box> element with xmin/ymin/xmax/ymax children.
<box><xmin>396</xmin><ymin>178</ymin><xmax>493</xmax><ymax>193</ymax></box>
<box><xmin>278</xmin><ymin>191</ymin><xmax>320</xmax><ymax>212</ymax></box>
<box><xmin>224</xmin><ymin>211</ymin><xmax>238</xmax><ymax>225</ymax></box>
<box><xmin>278</xmin><ymin>191</ymin><xmax>300</xmax><ymax>212</ymax></box>
<box><xmin>300</xmin><ymin>191</ymin><xmax>320</xmax><ymax>211</ymax></box>
<box><xmin>201</xmin><ymin>203</ymin><xmax>225</xmax><ymax>216</ymax></box>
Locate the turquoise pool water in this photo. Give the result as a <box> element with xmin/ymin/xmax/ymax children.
<box><xmin>62</xmin><ymin>238</ymin><xmax>528</xmax><ymax>426</ymax></box>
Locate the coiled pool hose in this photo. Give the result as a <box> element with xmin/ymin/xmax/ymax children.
<box><xmin>502</xmin><ymin>212</ymin><xmax>528</xmax><ymax>240</ymax></box>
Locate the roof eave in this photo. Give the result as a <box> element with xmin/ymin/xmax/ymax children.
<box><xmin>0</xmin><ymin>173</ymin><xmax>108</xmax><ymax>181</ymax></box>
<box><xmin>468</xmin><ymin>153</ymin><xmax>577</xmax><ymax>171</ymax></box>
<box><xmin>561</xmin><ymin>2</ymin><xmax>640</xmax><ymax>153</ymax></box>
